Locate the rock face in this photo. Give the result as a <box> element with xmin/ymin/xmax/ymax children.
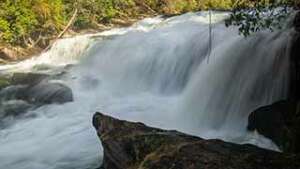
<box><xmin>248</xmin><ymin>100</ymin><xmax>300</xmax><ymax>153</ymax></box>
<box><xmin>93</xmin><ymin>112</ymin><xmax>300</xmax><ymax>169</ymax></box>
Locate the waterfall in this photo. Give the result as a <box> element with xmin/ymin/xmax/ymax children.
<box><xmin>0</xmin><ymin>12</ymin><xmax>294</xmax><ymax>169</ymax></box>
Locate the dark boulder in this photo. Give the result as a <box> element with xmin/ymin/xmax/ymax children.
<box><xmin>0</xmin><ymin>100</ymin><xmax>34</xmax><ymax>129</ymax></box>
<box><xmin>0</xmin><ymin>72</ymin><xmax>49</xmax><ymax>92</ymax></box>
<box><xmin>26</xmin><ymin>82</ymin><xmax>73</xmax><ymax>104</ymax></box>
<box><xmin>0</xmin><ymin>71</ymin><xmax>73</xmax><ymax>105</ymax></box>
<box><xmin>0</xmin><ymin>100</ymin><xmax>32</xmax><ymax>118</ymax></box>
<box><xmin>0</xmin><ymin>82</ymin><xmax>73</xmax><ymax>105</ymax></box>
<box><xmin>93</xmin><ymin>112</ymin><xmax>300</xmax><ymax>169</ymax></box>
<box><xmin>248</xmin><ymin>100</ymin><xmax>300</xmax><ymax>153</ymax></box>
<box><xmin>11</xmin><ymin>72</ymin><xmax>49</xmax><ymax>86</ymax></box>
<box><xmin>0</xmin><ymin>72</ymin><xmax>73</xmax><ymax>122</ymax></box>
<box><xmin>0</xmin><ymin>85</ymin><xmax>28</xmax><ymax>101</ymax></box>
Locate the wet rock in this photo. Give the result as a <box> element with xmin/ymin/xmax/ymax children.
<box><xmin>11</xmin><ymin>72</ymin><xmax>49</xmax><ymax>86</ymax></box>
<box><xmin>0</xmin><ymin>100</ymin><xmax>32</xmax><ymax>119</ymax></box>
<box><xmin>0</xmin><ymin>82</ymin><xmax>73</xmax><ymax>105</ymax></box>
<box><xmin>0</xmin><ymin>72</ymin><xmax>72</xmax><ymax>105</ymax></box>
<box><xmin>26</xmin><ymin>82</ymin><xmax>73</xmax><ymax>104</ymax></box>
<box><xmin>93</xmin><ymin>112</ymin><xmax>300</xmax><ymax>169</ymax></box>
<box><xmin>0</xmin><ymin>85</ymin><xmax>28</xmax><ymax>101</ymax></box>
<box><xmin>0</xmin><ymin>76</ymin><xmax>10</xmax><ymax>90</ymax></box>
<box><xmin>248</xmin><ymin>100</ymin><xmax>300</xmax><ymax>153</ymax></box>
<box><xmin>0</xmin><ymin>72</ymin><xmax>49</xmax><ymax>91</ymax></box>
<box><xmin>0</xmin><ymin>72</ymin><xmax>73</xmax><ymax>121</ymax></box>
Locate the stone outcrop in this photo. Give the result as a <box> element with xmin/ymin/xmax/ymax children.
<box><xmin>0</xmin><ymin>47</ymin><xmax>41</xmax><ymax>64</ymax></box>
<box><xmin>248</xmin><ymin>100</ymin><xmax>300</xmax><ymax>153</ymax></box>
<box><xmin>26</xmin><ymin>82</ymin><xmax>73</xmax><ymax>105</ymax></box>
<box><xmin>93</xmin><ymin>112</ymin><xmax>300</xmax><ymax>169</ymax></box>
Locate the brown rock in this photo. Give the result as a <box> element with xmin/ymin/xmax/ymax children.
<box><xmin>0</xmin><ymin>48</ymin><xmax>18</xmax><ymax>61</ymax></box>
<box><xmin>93</xmin><ymin>112</ymin><xmax>300</xmax><ymax>169</ymax></box>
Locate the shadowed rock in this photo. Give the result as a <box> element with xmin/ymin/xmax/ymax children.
<box><xmin>93</xmin><ymin>112</ymin><xmax>300</xmax><ymax>169</ymax></box>
<box><xmin>25</xmin><ymin>82</ymin><xmax>73</xmax><ymax>104</ymax></box>
<box><xmin>0</xmin><ymin>100</ymin><xmax>32</xmax><ymax>119</ymax></box>
<box><xmin>248</xmin><ymin>100</ymin><xmax>300</xmax><ymax>153</ymax></box>
<box><xmin>11</xmin><ymin>73</ymin><xmax>49</xmax><ymax>86</ymax></box>
<box><xmin>0</xmin><ymin>72</ymin><xmax>73</xmax><ymax>123</ymax></box>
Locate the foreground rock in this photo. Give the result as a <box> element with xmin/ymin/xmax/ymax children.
<box><xmin>248</xmin><ymin>100</ymin><xmax>300</xmax><ymax>153</ymax></box>
<box><xmin>93</xmin><ymin>112</ymin><xmax>300</xmax><ymax>169</ymax></box>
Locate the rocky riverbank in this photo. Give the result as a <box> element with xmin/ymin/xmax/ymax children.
<box><xmin>93</xmin><ymin>112</ymin><xmax>300</xmax><ymax>169</ymax></box>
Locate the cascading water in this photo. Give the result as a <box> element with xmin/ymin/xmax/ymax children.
<box><xmin>0</xmin><ymin>12</ymin><xmax>294</xmax><ymax>169</ymax></box>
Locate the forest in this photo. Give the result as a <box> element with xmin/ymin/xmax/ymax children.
<box><xmin>1</xmin><ymin>0</ymin><xmax>298</xmax><ymax>48</ymax></box>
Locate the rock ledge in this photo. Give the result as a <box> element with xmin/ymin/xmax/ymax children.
<box><xmin>93</xmin><ymin>112</ymin><xmax>300</xmax><ymax>169</ymax></box>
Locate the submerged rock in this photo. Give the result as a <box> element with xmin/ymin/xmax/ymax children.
<box><xmin>0</xmin><ymin>85</ymin><xmax>28</xmax><ymax>101</ymax></box>
<box><xmin>0</xmin><ymin>72</ymin><xmax>73</xmax><ymax>122</ymax></box>
<box><xmin>0</xmin><ymin>82</ymin><xmax>73</xmax><ymax>105</ymax></box>
<box><xmin>0</xmin><ymin>72</ymin><xmax>49</xmax><ymax>92</ymax></box>
<box><xmin>26</xmin><ymin>82</ymin><xmax>73</xmax><ymax>104</ymax></box>
<box><xmin>248</xmin><ymin>100</ymin><xmax>300</xmax><ymax>153</ymax></box>
<box><xmin>93</xmin><ymin>112</ymin><xmax>300</xmax><ymax>169</ymax></box>
<box><xmin>11</xmin><ymin>72</ymin><xmax>49</xmax><ymax>86</ymax></box>
<box><xmin>0</xmin><ymin>100</ymin><xmax>32</xmax><ymax>118</ymax></box>
<box><xmin>0</xmin><ymin>76</ymin><xmax>10</xmax><ymax>90</ymax></box>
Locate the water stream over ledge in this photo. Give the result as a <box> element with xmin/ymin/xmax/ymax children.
<box><xmin>0</xmin><ymin>12</ymin><xmax>293</xmax><ymax>169</ymax></box>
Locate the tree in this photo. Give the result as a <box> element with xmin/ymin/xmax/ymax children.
<box><xmin>0</xmin><ymin>0</ymin><xmax>64</xmax><ymax>46</ymax></box>
<box><xmin>225</xmin><ymin>0</ymin><xmax>300</xmax><ymax>36</ymax></box>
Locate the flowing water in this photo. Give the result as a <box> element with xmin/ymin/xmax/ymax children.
<box><xmin>0</xmin><ymin>12</ymin><xmax>294</xmax><ymax>169</ymax></box>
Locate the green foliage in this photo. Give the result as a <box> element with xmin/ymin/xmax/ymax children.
<box><xmin>0</xmin><ymin>0</ymin><xmax>38</xmax><ymax>44</ymax></box>
<box><xmin>226</xmin><ymin>0</ymin><xmax>299</xmax><ymax>36</ymax></box>
<box><xmin>2</xmin><ymin>0</ymin><xmax>297</xmax><ymax>47</ymax></box>
<box><xmin>0</xmin><ymin>0</ymin><xmax>64</xmax><ymax>45</ymax></box>
<box><xmin>198</xmin><ymin>0</ymin><xmax>233</xmax><ymax>10</ymax></box>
